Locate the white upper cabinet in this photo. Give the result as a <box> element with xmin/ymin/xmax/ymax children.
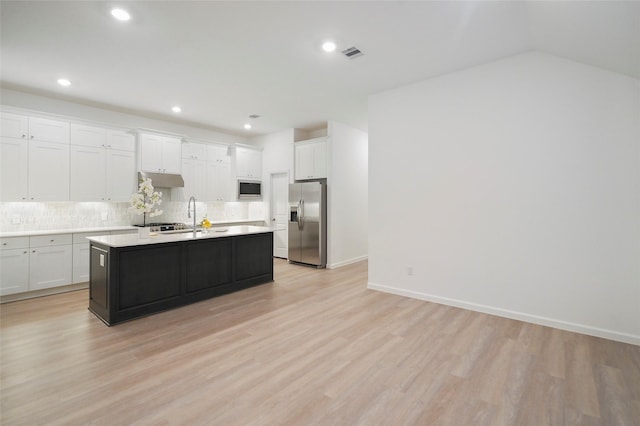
<box><xmin>70</xmin><ymin>145</ymin><xmax>106</xmax><ymax>200</ymax></box>
<box><xmin>0</xmin><ymin>136</ymin><xmax>29</xmax><ymax>201</ymax></box>
<box><xmin>295</xmin><ymin>137</ymin><xmax>327</xmax><ymax>180</ymax></box>
<box><xmin>106</xmin><ymin>129</ymin><xmax>135</xmax><ymax>151</ymax></box>
<box><xmin>236</xmin><ymin>146</ymin><xmax>262</xmax><ymax>180</ymax></box>
<box><xmin>139</xmin><ymin>133</ymin><xmax>182</xmax><ymax>174</ymax></box>
<box><xmin>176</xmin><ymin>143</ymin><xmax>231</xmax><ymax>202</ymax></box>
<box><xmin>208</xmin><ymin>144</ymin><xmax>230</xmax><ymax>164</ymax></box>
<box><xmin>28</xmin><ymin>117</ymin><xmax>70</xmax><ymax>144</ymax></box>
<box><xmin>1</xmin><ymin>113</ymin><xmax>28</xmax><ymax>139</ymax></box>
<box><xmin>70</xmin><ymin>123</ymin><xmax>106</xmax><ymax>148</ymax></box>
<box><xmin>182</xmin><ymin>142</ymin><xmax>207</xmax><ymax>160</ymax></box>
<box><xmin>29</xmin><ymin>140</ymin><xmax>70</xmax><ymax>201</ymax></box>
<box><xmin>70</xmin><ymin>125</ymin><xmax>135</xmax><ymax>201</ymax></box>
<box><xmin>0</xmin><ymin>112</ymin><xmax>70</xmax><ymax>201</ymax></box>
<box><xmin>105</xmin><ymin>149</ymin><xmax>135</xmax><ymax>201</ymax></box>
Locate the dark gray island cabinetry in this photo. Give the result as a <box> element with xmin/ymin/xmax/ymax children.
<box><xmin>88</xmin><ymin>226</ymin><xmax>273</xmax><ymax>325</ymax></box>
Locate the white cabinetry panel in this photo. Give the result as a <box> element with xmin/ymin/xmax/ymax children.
<box><xmin>106</xmin><ymin>149</ymin><xmax>135</xmax><ymax>201</ymax></box>
<box><xmin>28</xmin><ymin>234</ymin><xmax>73</xmax><ymax>291</ymax></box>
<box><xmin>0</xmin><ymin>137</ymin><xmax>29</xmax><ymax>201</ymax></box>
<box><xmin>70</xmin><ymin>145</ymin><xmax>106</xmax><ymax>201</ymax></box>
<box><xmin>1</xmin><ymin>113</ymin><xmax>28</xmax><ymax>138</ymax></box>
<box><xmin>1</xmin><ymin>237</ymin><xmax>30</xmax><ymax>296</ymax></box>
<box><xmin>139</xmin><ymin>133</ymin><xmax>182</xmax><ymax>174</ymax></box>
<box><xmin>295</xmin><ymin>137</ymin><xmax>327</xmax><ymax>180</ymax></box>
<box><xmin>70</xmin><ymin>124</ymin><xmax>106</xmax><ymax>148</ymax></box>
<box><xmin>0</xmin><ymin>112</ymin><xmax>70</xmax><ymax>201</ymax></box>
<box><xmin>236</xmin><ymin>146</ymin><xmax>262</xmax><ymax>180</ymax></box>
<box><xmin>28</xmin><ymin>140</ymin><xmax>70</xmax><ymax>201</ymax></box>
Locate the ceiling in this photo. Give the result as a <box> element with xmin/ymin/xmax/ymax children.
<box><xmin>1</xmin><ymin>1</ymin><xmax>638</xmax><ymax>137</ymax></box>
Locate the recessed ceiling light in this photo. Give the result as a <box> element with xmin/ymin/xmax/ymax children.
<box><xmin>57</xmin><ymin>78</ymin><xmax>71</xmax><ymax>87</ymax></box>
<box><xmin>322</xmin><ymin>41</ymin><xmax>337</xmax><ymax>53</ymax></box>
<box><xmin>243</xmin><ymin>123</ymin><xmax>252</xmax><ymax>130</ymax></box>
<box><xmin>111</xmin><ymin>8</ymin><xmax>131</xmax><ymax>21</ymax></box>
<box><xmin>172</xmin><ymin>106</ymin><xmax>182</xmax><ymax>113</ymax></box>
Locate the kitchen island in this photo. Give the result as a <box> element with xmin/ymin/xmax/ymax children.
<box><xmin>87</xmin><ymin>226</ymin><xmax>273</xmax><ymax>325</ymax></box>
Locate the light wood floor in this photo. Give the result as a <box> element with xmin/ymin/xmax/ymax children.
<box><xmin>1</xmin><ymin>259</ymin><xmax>639</xmax><ymax>425</ymax></box>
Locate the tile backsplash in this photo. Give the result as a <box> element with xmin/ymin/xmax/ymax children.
<box><xmin>0</xmin><ymin>200</ymin><xmax>266</xmax><ymax>232</ymax></box>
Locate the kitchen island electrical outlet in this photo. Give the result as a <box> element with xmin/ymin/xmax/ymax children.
<box><xmin>407</xmin><ymin>266</ymin><xmax>413</xmax><ymax>276</ymax></box>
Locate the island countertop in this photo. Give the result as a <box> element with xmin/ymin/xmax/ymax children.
<box><xmin>87</xmin><ymin>225</ymin><xmax>274</xmax><ymax>248</ymax></box>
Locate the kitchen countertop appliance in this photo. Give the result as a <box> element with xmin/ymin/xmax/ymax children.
<box><xmin>288</xmin><ymin>180</ymin><xmax>326</xmax><ymax>268</ymax></box>
<box><xmin>135</xmin><ymin>222</ymin><xmax>193</xmax><ymax>234</ymax></box>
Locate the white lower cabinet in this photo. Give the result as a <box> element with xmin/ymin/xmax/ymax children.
<box><xmin>29</xmin><ymin>234</ymin><xmax>73</xmax><ymax>291</ymax></box>
<box><xmin>72</xmin><ymin>243</ymin><xmax>90</xmax><ymax>284</ymax></box>
<box><xmin>0</xmin><ymin>237</ymin><xmax>30</xmax><ymax>296</ymax></box>
<box><xmin>72</xmin><ymin>233</ymin><xmax>94</xmax><ymax>284</ymax></box>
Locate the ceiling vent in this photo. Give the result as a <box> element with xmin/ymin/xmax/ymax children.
<box><xmin>341</xmin><ymin>46</ymin><xmax>363</xmax><ymax>59</ymax></box>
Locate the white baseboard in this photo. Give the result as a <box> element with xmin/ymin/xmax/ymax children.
<box><xmin>1</xmin><ymin>282</ymin><xmax>89</xmax><ymax>304</ymax></box>
<box><xmin>367</xmin><ymin>282</ymin><xmax>640</xmax><ymax>346</ymax></box>
<box><xmin>327</xmin><ymin>255</ymin><xmax>368</xmax><ymax>269</ymax></box>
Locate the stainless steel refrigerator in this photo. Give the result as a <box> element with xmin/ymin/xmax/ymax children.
<box><xmin>288</xmin><ymin>180</ymin><xmax>327</xmax><ymax>268</ymax></box>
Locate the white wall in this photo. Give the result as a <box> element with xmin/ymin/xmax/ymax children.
<box><xmin>327</xmin><ymin>121</ymin><xmax>368</xmax><ymax>269</ymax></box>
<box><xmin>368</xmin><ymin>52</ymin><xmax>640</xmax><ymax>345</ymax></box>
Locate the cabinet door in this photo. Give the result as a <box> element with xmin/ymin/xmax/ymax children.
<box><xmin>312</xmin><ymin>141</ymin><xmax>327</xmax><ymax>178</ymax></box>
<box><xmin>106</xmin><ymin>129</ymin><xmax>134</xmax><ymax>152</ymax></box>
<box><xmin>28</xmin><ymin>141</ymin><xmax>70</xmax><ymax>201</ymax></box>
<box><xmin>70</xmin><ymin>145</ymin><xmax>106</xmax><ymax>201</ymax></box>
<box><xmin>208</xmin><ymin>144</ymin><xmax>230</xmax><ymax>164</ymax></box>
<box><xmin>236</xmin><ymin>147</ymin><xmax>262</xmax><ymax>179</ymax></box>
<box><xmin>1</xmin><ymin>113</ymin><xmax>28</xmax><ymax>139</ymax></box>
<box><xmin>139</xmin><ymin>133</ymin><xmax>164</xmax><ymax>172</ymax></box>
<box><xmin>206</xmin><ymin>161</ymin><xmax>230</xmax><ymax>201</ymax></box>
<box><xmin>180</xmin><ymin>158</ymin><xmax>207</xmax><ymax>201</ymax></box>
<box><xmin>0</xmin><ymin>248</ymin><xmax>29</xmax><ymax>295</ymax></box>
<box><xmin>29</xmin><ymin>245</ymin><xmax>73</xmax><ymax>290</ymax></box>
<box><xmin>29</xmin><ymin>117</ymin><xmax>69</xmax><ymax>144</ymax></box>
<box><xmin>70</xmin><ymin>124</ymin><xmax>106</xmax><ymax>148</ymax></box>
<box><xmin>0</xmin><ymin>138</ymin><xmax>29</xmax><ymax>201</ymax></box>
<box><xmin>72</xmin><ymin>243</ymin><xmax>90</xmax><ymax>283</ymax></box>
<box><xmin>182</xmin><ymin>142</ymin><xmax>207</xmax><ymax>160</ymax></box>
<box><xmin>161</xmin><ymin>137</ymin><xmax>182</xmax><ymax>173</ymax></box>
<box><xmin>295</xmin><ymin>143</ymin><xmax>315</xmax><ymax>180</ymax></box>
<box><xmin>106</xmin><ymin>149</ymin><xmax>135</xmax><ymax>201</ymax></box>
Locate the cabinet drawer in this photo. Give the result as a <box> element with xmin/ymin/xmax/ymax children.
<box><xmin>0</xmin><ymin>236</ymin><xmax>29</xmax><ymax>250</ymax></box>
<box><xmin>30</xmin><ymin>234</ymin><xmax>73</xmax><ymax>247</ymax></box>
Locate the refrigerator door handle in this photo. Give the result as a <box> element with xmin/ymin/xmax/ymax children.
<box><xmin>297</xmin><ymin>200</ymin><xmax>303</xmax><ymax>230</ymax></box>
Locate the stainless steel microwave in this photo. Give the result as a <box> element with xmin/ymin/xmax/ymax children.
<box><xmin>238</xmin><ymin>180</ymin><xmax>262</xmax><ymax>199</ymax></box>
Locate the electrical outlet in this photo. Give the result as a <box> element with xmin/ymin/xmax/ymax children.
<box><xmin>12</xmin><ymin>215</ymin><xmax>21</xmax><ymax>225</ymax></box>
<box><xmin>407</xmin><ymin>266</ymin><xmax>413</xmax><ymax>276</ymax></box>
<box><xmin>101</xmin><ymin>212</ymin><xmax>108</xmax><ymax>221</ymax></box>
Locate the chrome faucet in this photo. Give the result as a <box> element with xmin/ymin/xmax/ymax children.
<box><xmin>187</xmin><ymin>196</ymin><xmax>197</xmax><ymax>238</ymax></box>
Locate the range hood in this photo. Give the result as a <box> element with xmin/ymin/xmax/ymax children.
<box><xmin>138</xmin><ymin>171</ymin><xmax>184</xmax><ymax>188</ymax></box>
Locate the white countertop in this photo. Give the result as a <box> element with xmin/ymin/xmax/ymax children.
<box><xmin>0</xmin><ymin>219</ymin><xmax>265</xmax><ymax>238</ymax></box>
<box><xmin>0</xmin><ymin>225</ymin><xmax>138</xmax><ymax>238</ymax></box>
<box><xmin>88</xmin><ymin>225</ymin><xmax>274</xmax><ymax>248</ymax></box>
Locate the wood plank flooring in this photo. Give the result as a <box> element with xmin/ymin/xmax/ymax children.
<box><xmin>1</xmin><ymin>259</ymin><xmax>639</xmax><ymax>425</ymax></box>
